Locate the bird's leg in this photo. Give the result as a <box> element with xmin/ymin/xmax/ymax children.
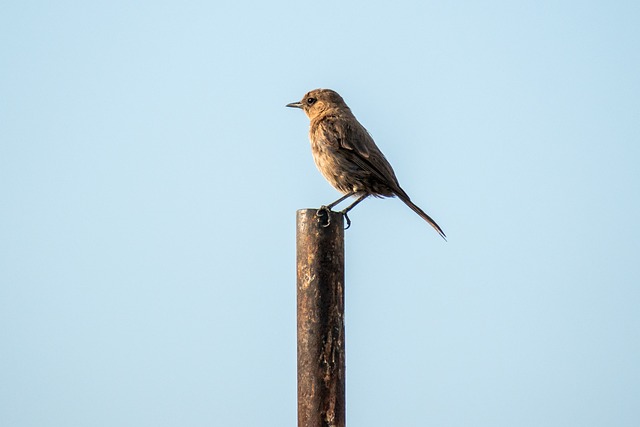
<box><xmin>316</xmin><ymin>192</ymin><xmax>356</xmax><ymax>227</ymax></box>
<box><xmin>324</xmin><ymin>192</ymin><xmax>356</xmax><ymax>210</ymax></box>
<box><xmin>339</xmin><ymin>194</ymin><xmax>369</xmax><ymax>230</ymax></box>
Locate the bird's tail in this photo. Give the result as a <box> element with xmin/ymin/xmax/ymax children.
<box><xmin>397</xmin><ymin>193</ymin><xmax>447</xmax><ymax>240</ymax></box>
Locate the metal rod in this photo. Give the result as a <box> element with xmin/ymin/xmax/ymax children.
<box><xmin>296</xmin><ymin>209</ymin><xmax>346</xmax><ymax>427</ymax></box>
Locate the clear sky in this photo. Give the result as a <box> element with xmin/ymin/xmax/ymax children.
<box><xmin>1</xmin><ymin>1</ymin><xmax>639</xmax><ymax>426</ymax></box>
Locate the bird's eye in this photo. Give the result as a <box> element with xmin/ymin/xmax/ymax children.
<box><xmin>306</xmin><ymin>97</ymin><xmax>316</xmax><ymax>105</ymax></box>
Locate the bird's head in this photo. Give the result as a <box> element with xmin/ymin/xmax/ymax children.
<box><xmin>286</xmin><ymin>89</ymin><xmax>350</xmax><ymax>120</ymax></box>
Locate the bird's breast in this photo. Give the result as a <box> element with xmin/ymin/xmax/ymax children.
<box><xmin>309</xmin><ymin>137</ymin><xmax>357</xmax><ymax>194</ymax></box>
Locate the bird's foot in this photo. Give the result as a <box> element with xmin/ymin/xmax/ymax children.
<box><xmin>316</xmin><ymin>206</ymin><xmax>352</xmax><ymax>229</ymax></box>
<box><xmin>316</xmin><ymin>205</ymin><xmax>332</xmax><ymax>228</ymax></box>
<box><xmin>340</xmin><ymin>210</ymin><xmax>352</xmax><ymax>230</ymax></box>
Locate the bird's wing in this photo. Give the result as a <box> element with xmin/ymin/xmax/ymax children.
<box><xmin>317</xmin><ymin>115</ymin><xmax>446</xmax><ymax>239</ymax></box>
<box><xmin>319</xmin><ymin>116</ymin><xmax>402</xmax><ymax>191</ymax></box>
<box><xmin>318</xmin><ymin>116</ymin><xmax>369</xmax><ymax>157</ymax></box>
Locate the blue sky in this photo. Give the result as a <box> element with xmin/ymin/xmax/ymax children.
<box><xmin>1</xmin><ymin>1</ymin><xmax>639</xmax><ymax>426</ymax></box>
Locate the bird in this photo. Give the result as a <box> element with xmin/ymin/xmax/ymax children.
<box><xmin>286</xmin><ymin>88</ymin><xmax>446</xmax><ymax>240</ymax></box>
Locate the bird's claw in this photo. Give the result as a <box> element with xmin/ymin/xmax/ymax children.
<box><xmin>316</xmin><ymin>206</ymin><xmax>332</xmax><ymax>228</ymax></box>
<box><xmin>316</xmin><ymin>206</ymin><xmax>352</xmax><ymax>230</ymax></box>
<box><xmin>342</xmin><ymin>211</ymin><xmax>351</xmax><ymax>230</ymax></box>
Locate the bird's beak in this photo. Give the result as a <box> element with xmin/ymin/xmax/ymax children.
<box><xmin>286</xmin><ymin>102</ymin><xmax>303</xmax><ymax>109</ymax></box>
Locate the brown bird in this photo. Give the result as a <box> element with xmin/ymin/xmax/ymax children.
<box><xmin>287</xmin><ymin>88</ymin><xmax>446</xmax><ymax>240</ymax></box>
